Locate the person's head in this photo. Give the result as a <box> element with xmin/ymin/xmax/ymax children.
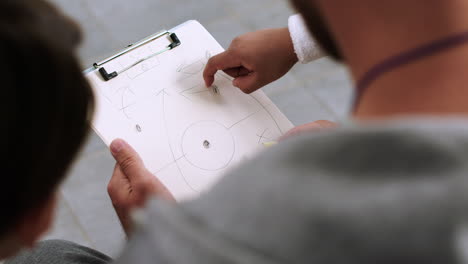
<box><xmin>291</xmin><ymin>0</ymin><xmax>468</xmax><ymax>117</ymax></box>
<box><xmin>289</xmin><ymin>0</ymin><xmax>468</xmax><ymax>67</ymax></box>
<box><xmin>290</xmin><ymin>0</ymin><xmax>343</xmax><ymax>61</ymax></box>
<box><xmin>0</xmin><ymin>0</ymin><xmax>94</xmax><ymax>257</ymax></box>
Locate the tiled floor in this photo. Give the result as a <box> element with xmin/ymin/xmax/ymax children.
<box><xmin>44</xmin><ymin>0</ymin><xmax>354</xmax><ymax>257</ymax></box>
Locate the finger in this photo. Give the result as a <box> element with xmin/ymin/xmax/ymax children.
<box><xmin>109</xmin><ymin>163</ymin><xmax>120</xmax><ymax>185</ymax></box>
<box><xmin>279</xmin><ymin>121</ymin><xmax>338</xmax><ymax>141</ymax></box>
<box><xmin>314</xmin><ymin>120</ymin><xmax>338</xmax><ymax>129</ymax></box>
<box><xmin>203</xmin><ymin>51</ymin><xmax>242</xmax><ymax>87</ymax></box>
<box><xmin>109</xmin><ymin>164</ymin><xmax>130</xmax><ymax>187</ymax></box>
<box><xmin>232</xmin><ymin>72</ymin><xmax>263</xmax><ymax>94</ymax></box>
<box><xmin>110</xmin><ymin>139</ymin><xmax>149</xmax><ymax>182</ymax></box>
<box><xmin>108</xmin><ymin>164</ymin><xmax>122</xmax><ymax>193</ymax></box>
<box><xmin>107</xmin><ymin>164</ymin><xmax>130</xmax><ymax>205</ymax></box>
<box><xmin>223</xmin><ymin>67</ymin><xmax>251</xmax><ymax>78</ymax></box>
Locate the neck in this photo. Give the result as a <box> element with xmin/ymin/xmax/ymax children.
<box><xmin>355</xmin><ymin>42</ymin><xmax>468</xmax><ymax>119</ymax></box>
<box><xmin>318</xmin><ymin>0</ymin><xmax>468</xmax><ymax>120</ymax></box>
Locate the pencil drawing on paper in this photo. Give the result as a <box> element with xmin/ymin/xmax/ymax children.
<box><xmin>90</xmin><ymin>44</ymin><xmax>292</xmax><ymax>198</ymax></box>
<box><xmin>120</xmin><ymin>45</ymin><xmax>161</xmax><ymax>80</ymax></box>
<box><xmin>160</xmin><ymin>55</ymin><xmax>285</xmax><ymax>193</ymax></box>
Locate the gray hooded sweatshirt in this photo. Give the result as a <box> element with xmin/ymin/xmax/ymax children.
<box><xmin>115</xmin><ymin>119</ymin><xmax>468</xmax><ymax>264</ymax></box>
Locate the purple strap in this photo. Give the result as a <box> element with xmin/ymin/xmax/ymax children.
<box><xmin>354</xmin><ymin>30</ymin><xmax>468</xmax><ymax>109</ymax></box>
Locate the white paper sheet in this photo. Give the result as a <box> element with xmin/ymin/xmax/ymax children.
<box><xmin>86</xmin><ymin>20</ymin><xmax>294</xmax><ymax>200</ymax></box>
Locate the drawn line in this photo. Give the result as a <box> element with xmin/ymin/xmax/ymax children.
<box><xmin>156</xmin><ymin>89</ymin><xmax>170</xmax><ymax>96</ymax></box>
<box><xmin>119</xmin><ymin>102</ymin><xmax>136</xmax><ymax>111</ymax></box>
<box><xmin>179</xmin><ymin>84</ymin><xmax>202</xmax><ymax>93</ymax></box>
<box><xmin>257</xmin><ymin>128</ymin><xmax>269</xmax><ymax>144</ymax></box>
<box><xmin>198</xmin><ymin>64</ymin><xmax>284</xmax><ymax>134</ymax></box>
<box><xmin>100</xmin><ymin>91</ymin><xmax>112</xmax><ymax>104</ymax></box>
<box><xmin>176</xmin><ymin>60</ymin><xmax>207</xmax><ymax>81</ymax></box>
<box><xmin>113</xmin><ymin>86</ymin><xmax>126</xmax><ymax>95</ymax></box>
<box><xmin>121</xmin><ymin>86</ymin><xmax>134</xmax><ymax>119</ymax></box>
<box><xmin>180</xmin><ymin>93</ymin><xmax>193</xmax><ymax>102</ymax></box>
<box><xmin>228</xmin><ymin>109</ymin><xmax>262</xmax><ymax>129</ymax></box>
<box><xmin>154</xmin><ymin>155</ymin><xmax>186</xmax><ymax>174</ymax></box>
<box><xmin>186</xmin><ymin>90</ymin><xmax>210</xmax><ymax>95</ymax></box>
<box><xmin>176</xmin><ymin>63</ymin><xmax>185</xmax><ymax>72</ymax></box>
<box><xmin>121</xmin><ymin>48</ymin><xmax>161</xmax><ymax>80</ymax></box>
<box><xmin>158</xmin><ymin>92</ymin><xmax>198</xmax><ymax>193</ymax></box>
<box><xmin>180</xmin><ymin>120</ymin><xmax>236</xmax><ymax>172</ymax></box>
<box><xmin>257</xmin><ymin>134</ymin><xmax>272</xmax><ymax>141</ymax></box>
<box><xmin>250</xmin><ymin>94</ymin><xmax>285</xmax><ymax>135</ymax></box>
<box><xmin>177</xmin><ymin>60</ymin><xmax>205</xmax><ymax>75</ymax></box>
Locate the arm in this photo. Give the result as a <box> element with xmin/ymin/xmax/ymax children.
<box><xmin>106</xmin><ymin>119</ymin><xmax>336</xmax><ymax>236</ymax></box>
<box><xmin>203</xmin><ymin>15</ymin><xmax>324</xmax><ymax>94</ymax></box>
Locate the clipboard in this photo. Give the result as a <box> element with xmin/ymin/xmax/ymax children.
<box><xmin>85</xmin><ymin>20</ymin><xmax>294</xmax><ymax>200</ymax></box>
<box><xmin>93</xmin><ymin>31</ymin><xmax>181</xmax><ymax>81</ymax></box>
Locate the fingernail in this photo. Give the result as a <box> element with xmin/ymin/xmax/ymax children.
<box><xmin>232</xmin><ymin>79</ymin><xmax>238</xmax><ymax>87</ymax></box>
<box><xmin>111</xmin><ymin>139</ymin><xmax>125</xmax><ymax>154</ymax></box>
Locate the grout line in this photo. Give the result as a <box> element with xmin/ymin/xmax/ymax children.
<box><xmin>58</xmin><ymin>190</ymin><xmax>96</xmax><ymax>248</ymax></box>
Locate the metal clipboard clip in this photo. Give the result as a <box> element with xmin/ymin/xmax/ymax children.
<box><xmin>93</xmin><ymin>31</ymin><xmax>181</xmax><ymax>81</ymax></box>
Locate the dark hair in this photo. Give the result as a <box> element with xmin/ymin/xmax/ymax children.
<box><xmin>0</xmin><ymin>0</ymin><xmax>94</xmax><ymax>236</ymax></box>
<box><xmin>291</xmin><ymin>0</ymin><xmax>344</xmax><ymax>61</ymax></box>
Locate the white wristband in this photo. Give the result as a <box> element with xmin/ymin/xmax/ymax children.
<box><xmin>288</xmin><ymin>14</ymin><xmax>325</xmax><ymax>64</ymax></box>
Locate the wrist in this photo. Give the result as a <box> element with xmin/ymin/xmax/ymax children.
<box><xmin>288</xmin><ymin>14</ymin><xmax>325</xmax><ymax>63</ymax></box>
<box><xmin>281</xmin><ymin>27</ymin><xmax>299</xmax><ymax>65</ymax></box>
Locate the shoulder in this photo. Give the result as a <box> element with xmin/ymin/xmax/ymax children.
<box><xmin>116</xmin><ymin>119</ymin><xmax>468</xmax><ymax>264</ymax></box>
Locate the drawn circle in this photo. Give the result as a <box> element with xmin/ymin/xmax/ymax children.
<box><xmin>181</xmin><ymin>121</ymin><xmax>235</xmax><ymax>171</ymax></box>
